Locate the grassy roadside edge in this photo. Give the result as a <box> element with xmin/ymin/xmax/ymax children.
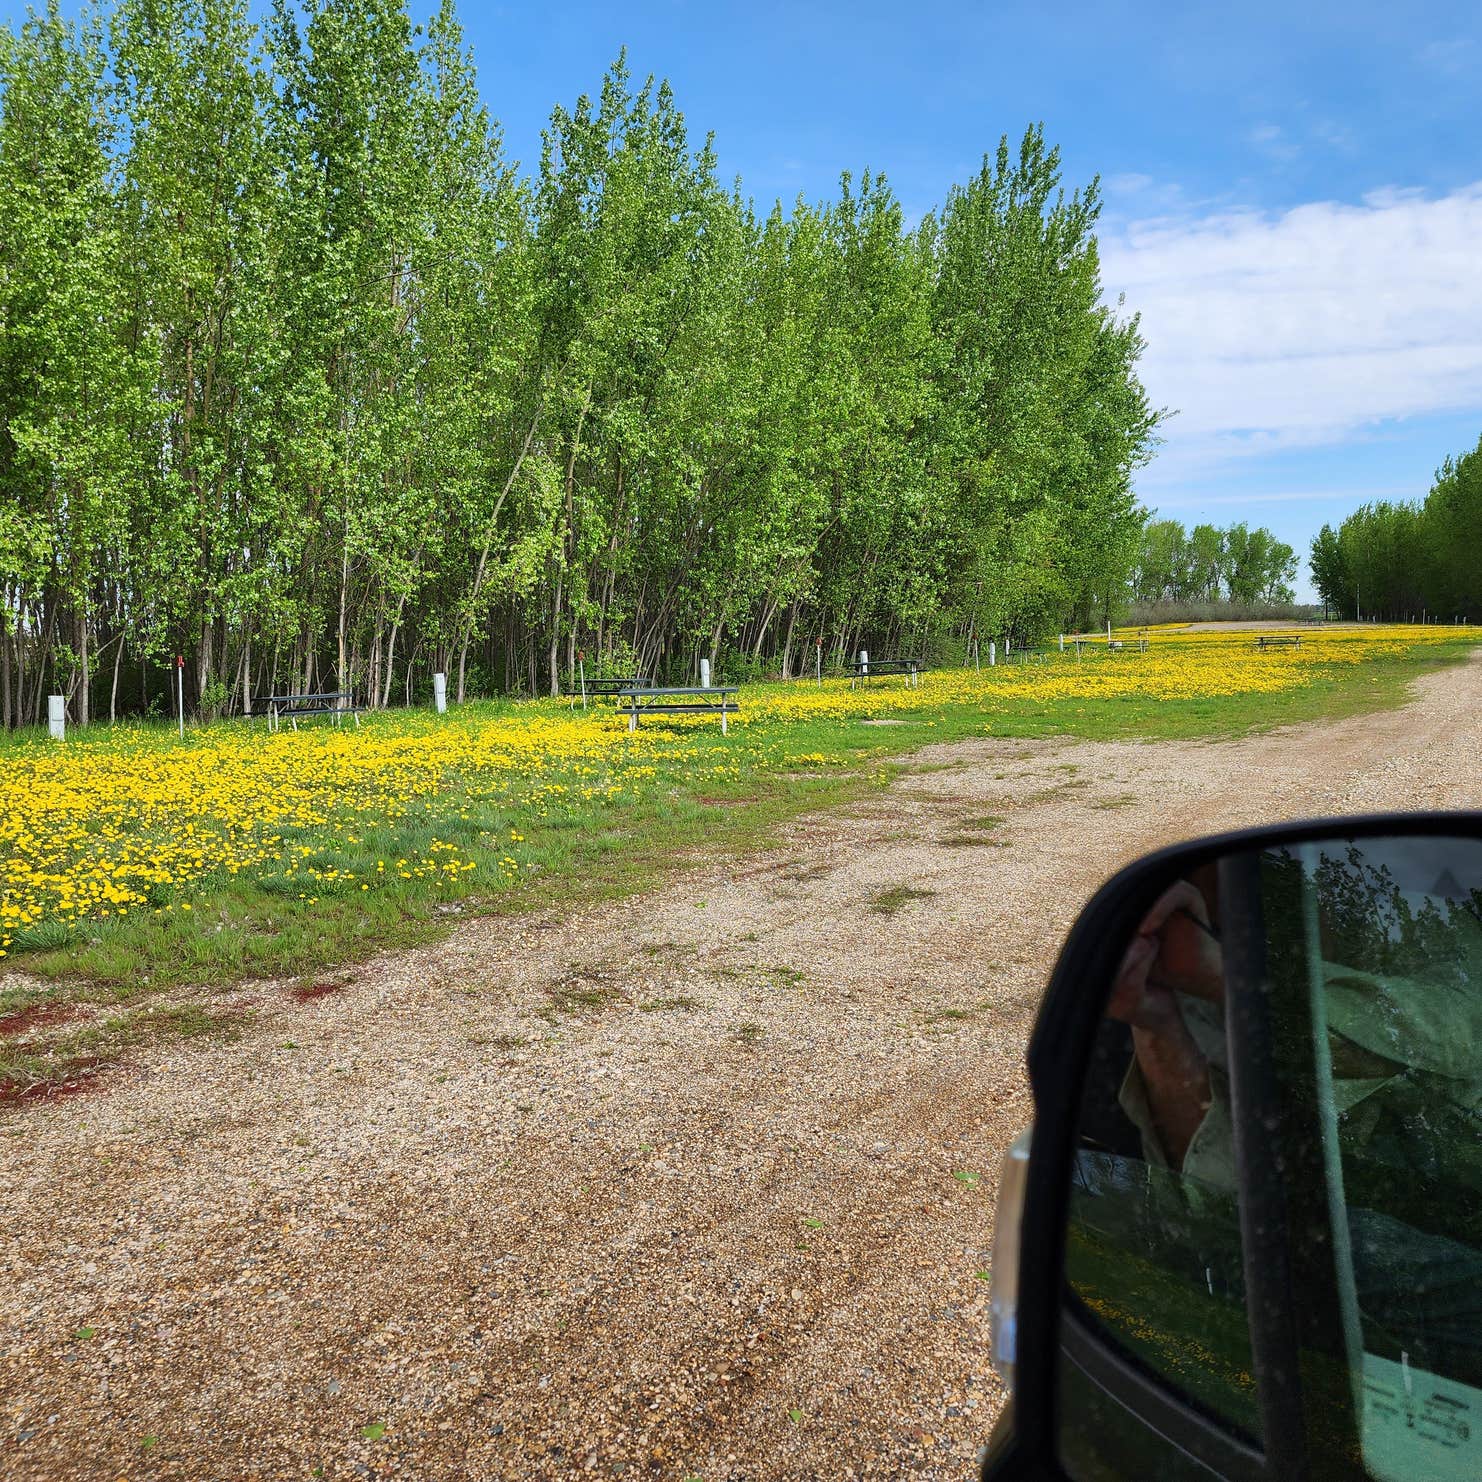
<box><xmin>2</xmin><ymin>637</ymin><xmax>1476</xmax><ymax>1099</ymax></box>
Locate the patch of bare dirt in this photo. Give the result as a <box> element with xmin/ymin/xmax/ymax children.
<box><xmin>0</xmin><ymin>1001</ymin><xmax>86</xmax><ymax>1040</ymax></box>
<box><xmin>2</xmin><ymin>653</ymin><xmax>1480</xmax><ymax>1479</ymax></box>
<box><xmin>0</xmin><ymin>1058</ymin><xmax>108</xmax><ymax>1108</ymax></box>
<box><xmin>289</xmin><ymin>977</ymin><xmax>353</xmax><ymax>1004</ymax></box>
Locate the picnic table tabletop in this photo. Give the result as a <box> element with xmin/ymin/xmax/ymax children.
<box><xmin>262</xmin><ymin>691</ymin><xmax>362</xmax><ymax>731</ymax></box>
<box><xmin>617</xmin><ymin>685</ymin><xmax>739</xmax><ymax>696</ymax></box>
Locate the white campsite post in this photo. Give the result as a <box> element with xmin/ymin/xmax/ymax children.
<box><xmin>988</xmin><ymin>641</ymin><xmax>996</xmax><ymax>667</ymax></box>
<box><xmin>176</xmin><ymin>654</ymin><xmax>185</xmax><ymax>738</ymax></box>
<box><xmin>700</xmin><ymin>657</ymin><xmax>711</xmax><ymax>688</ymax></box>
<box><xmin>433</xmin><ymin>671</ymin><xmax>447</xmax><ymax>714</ymax></box>
<box><xmin>1059</xmin><ymin>634</ymin><xmax>1065</xmax><ymax>651</ymax></box>
<box><xmin>858</xmin><ymin>649</ymin><xmax>868</xmax><ymax>677</ymax></box>
<box><xmin>47</xmin><ymin>694</ymin><xmax>65</xmax><ymax>741</ymax></box>
<box><xmin>1107</xmin><ymin>620</ymin><xmax>1113</xmax><ymax>642</ymax></box>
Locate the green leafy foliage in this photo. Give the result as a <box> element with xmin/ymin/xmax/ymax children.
<box><xmin>1310</xmin><ymin>434</ymin><xmax>1482</xmax><ymax>621</ymax></box>
<box><xmin>0</xmin><ymin>10</ymin><xmax>1161</xmax><ymax>730</ymax></box>
<box><xmin>1132</xmin><ymin>518</ymin><xmax>1297</xmax><ymax>606</ymax></box>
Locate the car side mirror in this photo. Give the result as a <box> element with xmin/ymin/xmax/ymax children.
<box><xmin>982</xmin><ymin>812</ymin><xmax>1482</xmax><ymax>1482</ymax></box>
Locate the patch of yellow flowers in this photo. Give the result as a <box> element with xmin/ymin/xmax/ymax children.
<box><xmin>748</xmin><ymin>623</ymin><xmax>1466</xmax><ymax>720</ymax></box>
<box><xmin>0</xmin><ymin>624</ymin><xmax>1469</xmax><ymax>951</ymax></box>
<box><xmin>0</xmin><ymin>707</ymin><xmax>679</xmax><ymax>953</ymax></box>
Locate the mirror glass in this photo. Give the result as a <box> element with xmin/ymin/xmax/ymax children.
<box><xmin>1056</xmin><ymin>832</ymin><xmax>1482</xmax><ymax>1482</ymax></box>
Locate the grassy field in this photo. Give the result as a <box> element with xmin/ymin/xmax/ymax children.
<box><xmin>0</xmin><ymin>624</ymin><xmax>1476</xmax><ymax>1096</ymax></box>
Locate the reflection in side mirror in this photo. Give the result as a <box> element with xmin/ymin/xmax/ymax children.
<box><xmin>1054</xmin><ymin>829</ymin><xmax>1482</xmax><ymax>1482</ymax></box>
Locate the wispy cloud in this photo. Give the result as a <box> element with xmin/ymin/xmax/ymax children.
<box><xmin>1418</xmin><ymin>38</ymin><xmax>1477</xmax><ymax>77</ymax></box>
<box><xmin>1247</xmin><ymin>121</ymin><xmax>1300</xmax><ymax>163</ymax></box>
<box><xmin>1105</xmin><ymin>171</ymin><xmax>1154</xmax><ymax>195</ymax></box>
<box><xmin>1310</xmin><ymin>118</ymin><xmax>1355</xmax><ymax>152</ymax></box>
<box><xmin>1100</xmin><ymin>181</ymin><xmax>1482</xmax><ymax>481</ymax></box>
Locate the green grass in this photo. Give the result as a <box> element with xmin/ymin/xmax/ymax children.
<box><xmin>921</xmin><ymin>1005</ymin><xmax>981</xmax><ymax>1034</ymax></box>
<box><xmin>866</xmin><ymin>884</ymin><xmax>937</xmax><ymax>916</ymax></box>
<box><xmin>941</xmin><ymin>811</ymin><xmax>1008</xmax><ymax>848</ymax></box>
<box><xmin>638</xmin><ymin>995</ymin><xmax>700</xmax><ymax>1013</ymax></box>
<box><xmin>0</xmin><ymin>634</ymin><xmax>1474</xmax><ymax>1092</ymax></box>
<box><xmin>1</xmin><ymin>762</ymin><xmax>862</xmax><ymax>1003</ymax></box>
<box><xmin>1066</xmin><ymin>1201</ymin><xmax>1260</xmax><ymax>1435</ymax></box>
<box><xmin>0</xmin><ymin>1001</ymin><xmax>243</xmax><ymax>1099</ymax></box>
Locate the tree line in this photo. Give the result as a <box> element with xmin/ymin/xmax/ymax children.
<box><xmin>0</xmin><ymin>0</ymin><xmax>1159</xmax><ymax>725</ymax></box>
<box><xmin>1130</xmin><ymin>517</ymin><xmax>1298</xmax><ymax>608</ymax></box>
<box><xmin>1309</xmin><ymin>435</ymin><xmax>1481</xmax><ymax>623</ymax></box>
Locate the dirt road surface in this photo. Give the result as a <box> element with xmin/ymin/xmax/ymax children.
<box><xmin>3</xmin><ymin>652</ymin><xmax>1479</xmax><ymax>1481</ymax></box>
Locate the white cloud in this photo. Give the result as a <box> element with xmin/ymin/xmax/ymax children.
<box><xmin>1105</xmin><ymin>171</ymin><xmax>1154</xmax><ymax>195</ymax></box>
<box><xmin>1100</xmin><ymin>182</ymin><xmax>1482</xmax><ymax>478</ymax></box>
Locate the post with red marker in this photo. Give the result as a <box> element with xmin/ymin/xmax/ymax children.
<box><xmin>176</xmin><ymin>654</ymin><xmax>185</xmax><ymax>739</ymax></box>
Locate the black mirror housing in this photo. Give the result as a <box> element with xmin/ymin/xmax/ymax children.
<box><xmin>989</xmin><ymin>810</ymin><xmax>1482</xmax><ymax>1482</ymax></box>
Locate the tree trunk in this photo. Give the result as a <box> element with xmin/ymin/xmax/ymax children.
<box><xmin>751</xmin><ymin>598</ymin><xmax>780</xmax><ymax>662</ymax></box>
<box><xmin>77</xmin><ymin>610</ymin><xmax>91</xmax><ymax>727</ymax></box>
<box><xmin>237</xmin><ymin>634</ymin><xmax>253</xmax><ymax>717</ymax></box>
<box><xmin>34</xmin><ymin>603</ymin><xmax>56</xmax><ymax>724</ymax></box>
<box><xmin>109</xmin><ymin>632</ymin><xmax>125</xmax><ymax>723</ymax></box>
<box><xmin>382</xmin><ymin>592</ymin><xmax>408</xmax><ymax>709</ymax></box>
<box><xmin>547</xmin><ymin>564</ymin><xmax>563</xmax><ymax>698</ymax></box>
<box><xmin>708</xmin><ymin>618</ymin><xmax>724</xmax><ymax>678</ymax></box>
<box><xmin>780</xmin><ymin>602</ymin><xmax>799</xmax><ymax>680</ymax></box>
<box><xmin>336</xmin><ymin>523</ymin><xmax>350</xmax><ymax>702</ymax></box>
<box><xmin>456</xmin><ymin>409</ymin><xmax>541</xmax><ymax>685</ymax></box>
<box><xmin>196</xmin><ymin>614</ymin><xmax>214</xmax><ymax>720</ymax></box>
<box><xmin>549</xmin><ymin>393</ymin><xmax>590</xmax><ymax>698</ymax></box>
<box><xmin>1</xmin><ymin>622</ymin><xmax>11</xmax><ymax>729</ymax></box>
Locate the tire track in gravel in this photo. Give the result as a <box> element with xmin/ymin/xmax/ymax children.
<box><xmin>1</xmin><ymin>649</ymin><xmax>1478</xmax><ymax>1481</ymax></box>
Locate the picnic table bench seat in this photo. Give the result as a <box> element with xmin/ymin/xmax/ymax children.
<box><xmin>846</xmin><ymin>658</ymin><xmax>925</xmax><ymax>688</ymax></box>
<box><xmin>1254</xmin><ymin>635</ymin><xmax>1302</xmax><ymax>650</ymax></box>
<box><xmin>1065</xmin><ymin>636</ymin><xmax>1149</xmax><ymax>655</ymax></box>
<box><xmin>616</xmin><ymin>685</ymin><xmax>739</xmax><ymax>734</ymax></box>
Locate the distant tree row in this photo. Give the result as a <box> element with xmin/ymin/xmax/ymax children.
<box><xmin>0</xmin><ymin>0</ymin><xmax>1158</xmax><ymax>725</ymax></box>
<box><xmin>1130</xmin><ymin>518</ymin><xmax>1298</xmax><ymax>607</ymax></box>
<box><xmin>1310</xmin><ymin>435</ymin><xmax>1482</xmax><ymax>621</ymax></box>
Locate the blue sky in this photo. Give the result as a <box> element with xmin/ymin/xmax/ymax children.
<box><xmin>19</xmin><ymin>0</ymin><xmax>1482</xmax><ymax>596</ymax></box>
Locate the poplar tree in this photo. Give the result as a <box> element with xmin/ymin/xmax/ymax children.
<box><xmin>0</xmin><ymin>12</ymin><xmax>1166</xmax><ymax>722</ymax></box>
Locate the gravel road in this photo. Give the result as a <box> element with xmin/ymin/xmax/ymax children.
<box><xmin>3</xmin><ymin>650</ymin><xmax>1479</xmax><ymax>1481</ymax></box>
